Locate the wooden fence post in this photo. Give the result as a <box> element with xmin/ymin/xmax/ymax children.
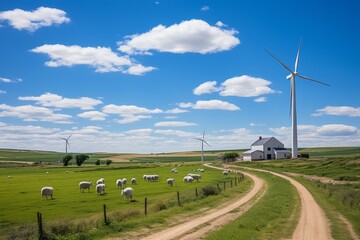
<box><xmin>217</xmin><ymin>183</ymin><xmax>221</xmax><ymax>191</ymax></box>
<box><xmin>177</xmin><ymin>191</ymin><xmax>181</xmax><ymax>206</ymax></box>
<box><xmin>231</xmin><ymin>180</ymin><xmax>233</xmax><ymax>188</ymax></box>
<box><xmin>195</xmin><ymin>188</ymin><xmax>198</xmax><ymax>197</ymax></box>
<box><xmin>145</xmin><ymin>197</ymin><xmax>148</xmax><ymax>215</ymax></box>
<box><xmin>37</xmin><ymin>212</ymin><xmax>44</xmax><ymax>240</ymax></box>
<box><xmin>103</xmin><ymin>204</ymin><xmax>108</xmax><ymax>225</ymax></box>
<box><xmin>223</xmin><ymin>182</ymin><xmax>226</xmax><ymax>190</ymax></box>
<box><xmin>235</xmin><ymin>177</ymin><xmax>237</xmax><ymax>186</ymax></box>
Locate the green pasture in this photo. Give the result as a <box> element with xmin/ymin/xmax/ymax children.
<box><xmin>0</xmin><ymin>163</ymin><xmax>236</xmax><ymax>226</ymax></box>
<box><xmin>129</xmin><ymin>155</ymin><xmax>218</xmax><ymax>163</ymax></box>
<box><xmin>239</xmin><ymin>155</ymin><xmax>360</xmax><ymax>181</ymax></box>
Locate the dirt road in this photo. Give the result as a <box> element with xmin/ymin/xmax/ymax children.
<box><xmin>232</xmin><ymin>166</ymin><xmax>332</xmax><ymax>240</ymax></box>
<box><xmin>140</xmin><ymin>165</ymin><xmax>265</xmax><ymax>240</ymax></box>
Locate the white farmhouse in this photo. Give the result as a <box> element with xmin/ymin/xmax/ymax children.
<box><xmin>242</xmin><ymin>136</ymin><xmax>291</xmax><ymax>161</ymax></box>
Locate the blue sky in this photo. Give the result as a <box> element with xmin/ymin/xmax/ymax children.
<box><xmin>0</xmin><ymin>1</ymin><xmax>359</xmax><ymax>153</ymax></box>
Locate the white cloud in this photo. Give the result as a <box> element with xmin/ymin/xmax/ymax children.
<box><xmin>19</xmin><ymin>93</ymin><xmax>103</xmax><ymax>110</ymax></box>
<box><xmin>178</xmin><ymin>100</ymin><xmax>240</xmax><ymax>111</ymax></box>
<box><xmin>124</xmin><ymin>64</ymin><xmax>156</xmax><ymax>76</ymax></box>
<box><xmin>201</xmin><ymin>6</ymin><xmax>210</xmax><ymax>11</ymax></box>
<box><xmin>126</xmin><ymin>128</ymin><xmax>153</xmax><ymax>135</ymax></box>
<box><xmin>220</xmin><ymin>75</ymin><xmax>277</xmax><ymax>97</ymax></box>
<box><xmin>155</xmin><ymin>129</ymin><xmax>196</xmax><ymax>138</ymax></box>
<box><xmin>313</xmin><ymin>106</ymin><xmax>360</xmax><ymax>117</ymax></box>
<box><xmin>193</xmin><ymin>81</ymin><xmax>219</xmax><ymax>95</ymax></box>
<box><xmin>0</xmin><ymin>90</ymin><xmax>6</xmax><ymax>94</ymax></box>
<box><xmin>103</xmin><ymin>104</ymin><xmax>163</xmax><ymax>115</ymax></box>
<box><xmin>165</xmin><ymin>108</ymin><xmax>188</xmax><ymax>114</ymax></box>
<box><xmin>254</xmin><ymin>97</ymin><xmax>267</xmax><ymax>102</ymax></box>
<box><xmin>31</xmin><ymin>44</ymin><xmax>155</xmax><ymax>75</ymax></box>
<box><xmin>0</xmin><ymin>7</ymin><xmax>69</xmax><ymax>32</ymax></box>
<box><xmin>317</xmin><ymin>124</ymin><xmax>358</xmax><ymax>136</ymax></box>
<box><xmin>117</xmin><ymin>19</ymin><xmax>239</xmax><ymax>55</ymax></box>
<box><xmin>215</xmin><ymin>21</ymin><xmax>226</xmax><ymax>27</ymax></box>
<box><xmin>0</xmin><ymin>122</ymin><xmax>60</xmax><ymax>134</ymax></box>
<box><xmin>77</xmin><ymin>111</ymin><xmax>108</xmax><ymax>121</ymax></box>
<box><xmin>0</xmin><ymin>104</ymin><xmax>72</xmax><ymax>123</ymax></box>
<box><xmin>117</xmin><ymin>115</ymin><xmax>152</xmax><ymax>124</ymax></box>
<box><xmin>0</xmin><ymin>77</ymin><xmax>12</xmax><ymax>83</ymax></box>
<box><xmin>270</xmin><ymin>124</ymin><xmax>360</xmax><ymax>147</ymax></box>
<box><xmin>154</xmin><ymin>121</ymin><xmax>197</xmax><ymax>127</ymax></box>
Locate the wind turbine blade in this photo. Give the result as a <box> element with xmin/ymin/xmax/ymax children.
<box><xmin>202</xmin><ymin>130</ymin><xmax>205</xmax><ymax>140</ymax></box>
<box><xmin>203</xmin><ymin>140</ymin><xmax>211</xmax><ymax>147</ymax></box>
<box><xmin>67</xmin><ymin>134</ymin><xmax>72</xmax><ymax>140</ymax></box>
<box><xmin>194</xmin><ymin>138</ymin><xmax>203</xmax><ymax>141</ymax></box>
<box><xmin>265</xmin><ymin>49</ymin><xmax>294</xmax><ymax>74</ymax></box>
<box><xmin>297</xmin><ymin>74</ymin><xmax>331</xmax><ymax>86</ymax></box>
<box><xmin>60</xmin><ymin>137</ymin><xmax>66</xmax><ymax>140</ymax></box>
<box><xmin>295</xmin><ymin>39</ymin><xmax>302</xmax><ymax>73</ymax></box>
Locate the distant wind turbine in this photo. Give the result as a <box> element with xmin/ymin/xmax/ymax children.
<box><xmin>265</xmin><ymin>39</ymin><xmax>330</xmax><ymax>158</ymax></box>
<box><xmin>60</xmin><ymin>135</ymin><xmax>72</xmax><ymax>154</ymax></box>
<box><xmin>194</xmin><ymin>131</ymin><xmax>211</xmax><ymax>161</ymax></box>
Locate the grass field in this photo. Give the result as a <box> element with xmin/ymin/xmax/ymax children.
<box><xmin>0</xmin><ymin>162</ymin><xmax>246</xmax><ymax>239</ymax></box>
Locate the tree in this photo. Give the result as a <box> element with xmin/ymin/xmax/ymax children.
<box><xmin>75</xmin><ymin>154</ymin><xmax>89</xmax><ymax>166</ymax></box>
<box><xmin>105</xmin><ymin>159</ymin><xmax>112</xmax><ymax>166</ymax></box>
<box><xmin>221</xmin><ymin>152</ymin><xmax>240</xmax><ymax>162</ymax></box>
<box><xmin>62</xmin><ymin>155</ymin><xmax>73</xmax><ymax>166</ymax></box>
<box><xmin>95</xmin><ymin>159</ymin><xmax>100</xmax><ymax>165</ymax></box>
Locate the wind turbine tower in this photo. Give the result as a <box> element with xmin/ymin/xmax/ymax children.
<box><xmin>194</xmin><ymin>131</ymin><xmax>211</xmax><ymax>161</ymax></box>
<box><xmin>265</xmin><ymin>40</ymin><xmax>330</xmax><ymax>158</ymax></box>
<box><xmin>60</xmin><ymin>135</ymin><xmax>72</xmax><ymax>154</ymax></box>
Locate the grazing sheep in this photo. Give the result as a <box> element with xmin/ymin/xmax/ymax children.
<box><xmin>167</xmin><ymin>178</ymin><xmax>175</xmax><ymax>187</ymax></box>
<box><xmin>171</xmin><ymin>168</ymin><xmax>178</xmax><ymax>173</ymax></box>
<box><xmin>223</xmin><ymin>170</ymin><xmax>229</xmax><ymax>175</ymax></box>
<box><xmin>122</xmin><ymin>178</ymin><xmax>127</xmax><ymax>185</ymax></box>
<box><xmin>197</xmin><ymin>168</ymin><xmax>205</xmax><ymax>172</ymax></box>
<box><xmin>131</xmin><ymin>178</ymin><xmax>136</xmax><ymax>185</ymax></box>
<box><xmin>41</xmin><ymin>187</ymin><xmax>54</xmax><ymax>199</ymax></box>
<box><xmin>96</xmin><ymin>178</ymin><xmax>104</xmax><ymax>185</ymax></box>
<box><xmin>183</xmin><ymin>176</ymin><xmax>194</xmax><ymax>183</ymax></box>
<box><xmin>145</xmin><ymin>174</ymin><xmax>160</xmax><ymax>182</ymax></box>
<box><xmin>143</xmin><ymin>174</ymin><xmax>148</xmax><ymax>181</ymax></box>
<box><xmin>116</xmin><ymin>179</ymin><xmax>123</xmax><ymax>189</ymax></box>
<box><xmin>8</xmin><ymin>176</ymin><xmax>11</xmax><ymax>179</ymax></box>
<box><xmin>79</xmin><ymin>181</ymin><xmax>92</xmax><ymax>193</ymax></box>
<box><xmin>96</xmin><ymin>183</ymin><xmax>106</xmax><ymax>195</ymax></box>
<box><xmin>188</xmin><ymin>173</ymin><xmax>201</xmax><ymax>182</ymax></box>
<box><xmin>121</xmin><ymin>187</ymin><xmax>133</xmax><ymax>200</ymax></box>
<box><xmin>66</xmin><ymin>171</ymin><xmax>69</xmax><ymax>173</ymax></box>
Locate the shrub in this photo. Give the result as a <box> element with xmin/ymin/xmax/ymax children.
<box><xmin>62</xmin><ymin>155</ymin><xmax>73</xmax><ymax>166</ymax></box>
<box><xmin>202</xmin><ymin>185</ymin><xmax>220</xmax><ymax>197</ymax></box>
<box><xmin>95</xmin><ymin>160</ymin><xmax>100</xmax><ymax>165</ymax></box>
<box><xmin>105</xmin><ymin>160</ymin><xmax>112</xmax><ymax>166</ymax></box>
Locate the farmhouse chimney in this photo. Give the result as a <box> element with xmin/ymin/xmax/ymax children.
<box><xmin>259</xmin><ymin>136</ymin><xmax>262</xmax><ymax>140</ymax></box>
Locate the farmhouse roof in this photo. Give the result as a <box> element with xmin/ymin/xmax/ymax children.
<box><xmin>243</xmin><ymin>149</ymin><xmax>263</xmax><ymax>155</ymax></box>
<box><xmin>251</xmin><ymin>136</ymin><xmax>274</xmax><ymax>146</ymax></box>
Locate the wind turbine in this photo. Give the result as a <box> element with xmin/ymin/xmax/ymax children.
<box><xmin>194</xmin><ymin>131</ymin><xmax>210</xmax><ymax>161</ymax></box>
<box><xmin>265</xmin><ymin>39</ymin><xmax>330</xmax><ymax>158</ymax></box>
<box><xmin>60</xmin><ymin>135</ymin><xmax>72</xmax><ymax>154</ymax></box>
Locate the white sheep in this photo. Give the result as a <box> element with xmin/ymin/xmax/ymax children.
<box><xmin>171</xmin><ymin>168</ymin><xmax>178</xmax><ymax>173</ymax></box>
<box><xmin>121</xmin><ymin>187</ymin><xmax>133</xmax><ymax>200</ymax></box>
<box><xmin>116</xmin><ymin>179</ymin><xmax>123</xmax><ymax>189</ymax></box>
<box><xmin>143</xmin><ymin>174</ymin><xmax>148</xmax><ymax>181</ymax></box>
<box><xmin>223</xmin><ymin>170</ymin><xmax>229</xmax><ymax>175</ymax></box>
<box><xmin>197</xmin><ymin>168</ymin><xmax>205</xmax><ymax>172</ymax></box>
<box><xmin>8</xmin><ymin>176</ymin><xmax>11</xmax><ymax>179</ymax></box>
<box><xmin>188</xmin><ymin>173</ymin><xmax>201</xmax><ymax>182</ymax></box>
<box><xmin>96</xmin><ymin>178</ymin><xmax>105</xmax><ymax>185</ymax></box>
<box><xmin>183</xmin><ymin>176</ymin><xmax>194</xmax><ymax>183</ymax></box>
<box><xmin>96</xmin><ymin>183</ymin><xmax>106</xmax><ymax>195</ymax></box>
<box><xmin>41</xmin><ymin>187</ymin><xmax>54</xmax><ymax>199</ymax></box>
<box><xmin>167</xmin><ymin>178</ymin><xmax>175</xmax><ymax>187</ymax></box>
<box><xmin>131</xmin><ymin>178</ymin><xmax>136</xmax><ymax>185</ymax></box>
<box><xmin>122</xmin><ymin>178</ymin><xmax>127</xmax><ymax>185</ymax></box>
<box><xmin>79</xmin><ymin>181</ymin><xmax>92</xmax><ymax>193</ymax></box>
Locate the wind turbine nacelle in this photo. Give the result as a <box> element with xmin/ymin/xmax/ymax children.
<box><xmin>286</xmin><ymin>73</ymin><xmax>293</xmax><ymax>80</ymax></box>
